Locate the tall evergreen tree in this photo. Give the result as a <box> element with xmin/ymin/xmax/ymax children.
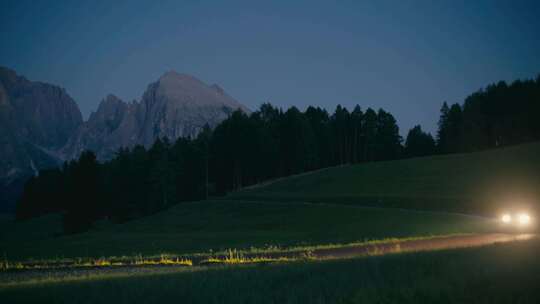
<box><xmin>362</xmin><ymin>108</ymin><xmax>378</xmax><ymax>161</ymax></box>
<box><xmin>305</xmin><ymin>106</ymin><xmax>331</xmax><ymax>168</ymax></box>
<box><xmin>436</xmin><ymin>102</ymin><xmax>450</xmax><ymax>153</ymax></box>
<box><xmin>350</xmin><ymin>105</ymin><xmax>364</xmax><ymax>163</ymax></box>
<box><xmin>405</xmin><ymin>125</ymin><xmax>436</xmax><ymax>157</ymax></box>
<box><xmin>375</xmin><ymin>109</ymin><xmax>401</xmax><ymax>160</ymax></box>
<box><xmin>63</xmin><ymin>151</ymin><xmax>100</xmax><ymax>233</ymax></box>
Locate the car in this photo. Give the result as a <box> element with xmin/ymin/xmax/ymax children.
<box><xmin>498</xmin><ymin>211</ymin><xmax>535</xmax><ymax>233</ymax></box>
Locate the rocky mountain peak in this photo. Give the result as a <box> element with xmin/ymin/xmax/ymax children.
<box><xmin>94</xmin><ymin>94</ymin><xmax>126</xmax><ymax>115</ymax></box>
<box><xmin>62</xmin><ymin>70</ymin><xmax>250</xmax><ymax>158</ymax></box>
<box><xmin>0</xmin><ymin>83</ymin><xmax>9</xmax><ymax>107</ymax></box>
<box><xmin>0</xmin><ymin>66</ymin><xmax>83</xmax><ymax>149</ymax></box>
<box><xmin>1</xmin><ymin>67</ymin><xmax>250</xmax><ymax>210</ymax></box>
<box><xmin>159</xmin><ymin>70</ymin><xmax>200</xmax><ymax>83</ymax></box>
<box><xmin>0</xmin><ymin>66</ymin><xmax>19</xmax><ymax>90</ymax></box>
<box><xmin>1</xmin><ymin>66</ymin><xmax>84</xmax><ymax>210</ymax></box>
<box><xmin>210</xmin><ymin>84</ymin><xmax>225</xmax><ymax>95</ymax></box>
<box><xmin>103</xmin><ymin>94</ymin><xmax>123</xmax><ymax>104</ymax></box>
<box><xmin>136</xmin><ymin>71</ymin><xmax>249</xmax><ymax>146</ymax></box>
<box><xmin>153</xmin><ymin>71</ymin><xmax>215</xmax><ymax>106</ymax></box>
<box><xmin>88</xmin><ymin>94</ymin><xmax>128</xmax><ymax>127</ymax></box>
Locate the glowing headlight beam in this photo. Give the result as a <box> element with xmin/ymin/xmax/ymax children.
<box><xmin>501</xmin><ymin>214</ymin><xmax>512</xmax><ymax>223</ymax></box>
<box><xmin>518</xmin><ymin>213</ymin><xmax>530</xmax><ymax>225</ymax></box>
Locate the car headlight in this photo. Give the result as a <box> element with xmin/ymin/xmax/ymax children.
<box><xmin>501</xmin><ymin>214</ymin><xmax>512</xmax><ymax>223</ymax></box>
<box><xmin>518</xmin><ymin>213</ymin><xmax>530</xmax><ymax>225</ymax></box>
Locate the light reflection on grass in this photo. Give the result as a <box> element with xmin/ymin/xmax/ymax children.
<box><xmin>1</xmin><ymin>234</ymin><xmax>468</xmax><ymax>271</ymax></box>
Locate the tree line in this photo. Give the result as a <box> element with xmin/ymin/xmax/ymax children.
<box><xmin>16</xmin><ymin>75</ymin><xmax>540</xmax><ymax>232</ymax></box>
<box><xmin>437</xmin><ymin>76</ymin><xmax>540</xmax><ymax>153</ymax></box>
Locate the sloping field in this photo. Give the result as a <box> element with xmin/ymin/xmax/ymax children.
<box><xmin>2</xmin><ymin>146</ymin><xmax>538</xmax><ymax>302</ymax></box>
<box><xmin>0</xmin><ymin>201</ymin><xmax>494</xmax><ymax>262</ymax></box>
<box><xmin>230</xmin><ymin>142</ymin><xmax>540</xmax><ymax>214</ymax></box>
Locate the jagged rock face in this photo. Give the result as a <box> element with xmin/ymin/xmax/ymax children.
<box><xmin>0</xmin><ymin>67</ymin><xmax>83</xmax><ymax>149</ymax></box>
<box><xmin>138</xmin><ymin>71</ymin><xmax>248</xmax><ymax>146</ymax></box>
<box><xmin>0</xmin><ymin>67</ymin><xmax>83</xmax><ymax>176</ymax></box>
<box><xmin>61</xmin><ymin>94</ymin><xmax>142</xmax><ymax>160</ymax></box>
<box><xmin>0</xmin><ymin>66</ymin><xmax>83</xmax><ymax>210</ymax></box>
<box><xmin>0</xmin><ymin>67</ymin><xmax>249</xmax><ymax>210</ymax></box>
<box><xmin>63</xmin><ymin>71</ymin><xmax>249</xmax><ymax>159</ymax></box>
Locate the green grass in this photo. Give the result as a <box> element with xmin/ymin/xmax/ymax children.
<box><xmin>4</xmin><ymin>142</ymin><xmax>538</xmax><ymax>264</ymax></box>
<box><xmin>0</xmin><ymin>200</ymin><xmax>494</xmax><ymax>263</ymax></box>
<box><xmin>230</xmin><ymin>142</ymin><xmax>540</xmax><ymax>214</ymax></box>
<box><xmin>1</xmin><ymin>238</ymin><xmax>539</xmax><ymax>303</ymax></box>
<box><xmin>2</xmin><ymin>144</ymin><xmax>539</xmax><ymax>302</ymax></box>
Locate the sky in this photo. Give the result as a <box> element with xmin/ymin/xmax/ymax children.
<box><xmin>1</xmin><ymin>0</ymin><xmax>539</xmax><ymax>135</ymax></box>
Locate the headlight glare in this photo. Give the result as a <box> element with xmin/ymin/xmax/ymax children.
<box><xmin>518</xmin><ymin>213</ymin><xmax>530</xmax><ymax>225</ymax></box>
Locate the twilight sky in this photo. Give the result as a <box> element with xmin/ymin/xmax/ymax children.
<box><xmin>1</xmin><ymin>0</ymin><xmax>539</xmax><ymax>134</ymax></box>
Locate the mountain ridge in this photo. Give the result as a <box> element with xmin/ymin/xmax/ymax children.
<box><xmin>0</xmin><ymin>66</ymin><xmax>250</xmax><ymax>211</ymax></box>
<box><xmin>63</xmin><ymin>70</ymin><xmax>249</xmax><ymax>159</ymax></box>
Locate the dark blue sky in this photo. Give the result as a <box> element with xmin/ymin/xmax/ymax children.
<box><xmin>1</xmin><ymin>0</ymin><xmax>539</xmax><ymax>134</ymax></box>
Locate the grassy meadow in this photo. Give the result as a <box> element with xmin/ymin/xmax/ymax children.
<box><xmin>0</xmin><ymin>200</ymin><xmax>494</xmax><ymax>263</ymax></box>
<box><xmin>1</xmin><ymin>237</ymin><xmax>539</xmax><ymax>303</ymax></box>
<box><xmin>4</xmin><ymin>142</ymin><xmax>539</xmax><ymax>264</ymax></box>
<box><xmin>2</xmin><ymin>143</ymin><xmax>540</xmax><ymax>303</ymax></box>
<box><xmin>231</xmin><ymin>142</ymin><xmax>540</xmax><ymax>214</ymax></box>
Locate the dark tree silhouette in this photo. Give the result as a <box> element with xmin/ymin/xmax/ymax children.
<box><xmin>63</xmin><ymin>151</ymin><xmax>100</xmax><ymax>233</ymax></box>
<box><xmin>437</xmin><ymin>75</ymin><xmax>540</xmax><ymax>153</ymax></box>
<box><xmin>374</xmin><ymin>109</ymin><xmax>402</xmax><ymax>160</ymax></box>
<box><xmin>405</xmin><ymin>125</ymin><xmax>436</xmax><ymax>158</ymax></box>
<box><xmin>16</xmin><ymin>74</ymin><xmax>540</xmax><ymax>233</ymax></box>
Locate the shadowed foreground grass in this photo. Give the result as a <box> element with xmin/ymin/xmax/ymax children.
<box><xmin>1</xmin><ymin>239</ymin><xmax>539</xmax><ymax>304</ymax></box>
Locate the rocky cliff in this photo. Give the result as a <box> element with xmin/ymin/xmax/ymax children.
<box><xmin>0</xmin><ymin>67</ymin><xmax>83</xmax><ymax>210</ymax></box>
<box><xmin>62</xmin><ymin>71</ymin><xmax>248</xmax><ymax>160</ymax></box>
<box><xmin>0</xmin><ymin>67</ymin><xmax>248</xmax><ymax>210</ymax></box>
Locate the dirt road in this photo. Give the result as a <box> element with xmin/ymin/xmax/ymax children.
<box><xmin>305</xmin><ymin>233</ymin><xmax>535</xmax><ymax>260</ymax></box>
<box><xmin>0</xmin><ymin>233</ymin><xmax>535</xmax><ymax>285</ymax></box>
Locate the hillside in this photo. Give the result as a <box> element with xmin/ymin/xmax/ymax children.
<box><xmin>0</xmin><ymin>201</ymin><xmax>493</xmax><ymax>261</ymax></box>
<box><xmin>230</xmin><ymin>142</ymin><xmax>540</xmax><ymax>215</ymax></box>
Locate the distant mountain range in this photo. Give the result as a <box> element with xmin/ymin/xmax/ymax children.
<box><xmin>0</xmin><ymin>66</ymin><xmax>249</xmax><ymax>211</ymax></box>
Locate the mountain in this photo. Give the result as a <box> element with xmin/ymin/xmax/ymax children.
<box><xmin>0</xmin><ymin>67</ymin><xmax>83</xmax><ymax>149</ymax></box>
<box><xmin>0</xmin><ymin>67</ymin><xmax>249</xmax><ymax>211</ymax></box>
<box><xmin>60</xmin><ymin>94</ymin><xmax>142</xmax><ymax>160</ymax></box>
<box><xmin>62</xmin><ymin>71</ymin><xmax>249</xmax><ymax>160</ymax></box>
<box><xmin>0</xmin><ymin>66</ymin><xmax>83</xmax><ymax>211</ymax></box>
<box><xmin>138</xmin><ymin>71</ymin><xmax>248</xmax><ymax>146</ymax></box>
